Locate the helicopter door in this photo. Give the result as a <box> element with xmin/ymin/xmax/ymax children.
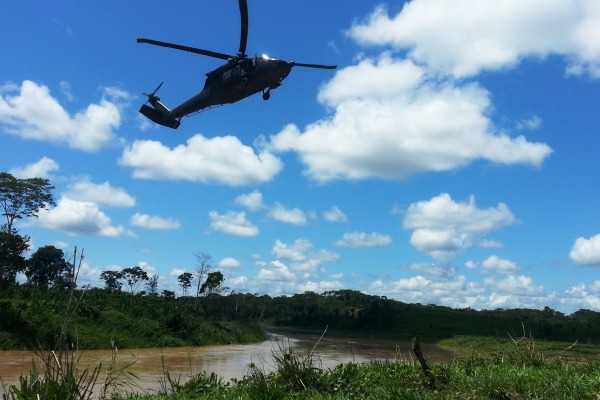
<box><xmin>223</xmin><ymin>66</ymin><xmax>243</xmax><ymax>84</ymax></box>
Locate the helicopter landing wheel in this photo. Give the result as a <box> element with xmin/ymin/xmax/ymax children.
<box><xmin>262</xmin><ymin>90</ymin><xmax>271</xmax><ymax>101</ymax></box>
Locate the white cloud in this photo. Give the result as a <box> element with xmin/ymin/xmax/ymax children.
<box><xmin>9</xmin><ymin>157</ymin><xmax>59</xmax><ymax>179</ymax></box>
<box><xmin>35</xmin><ymin>197</ymin><xmax>130</xmax><ymax>237</ymax></box>
<box><xmin>169</xmin><ymin>268</ymin><xmax>187</xmax><ymax>277</ymax></box>
<box><xmin>402</xmin><ymin>193</ymin><xmax>519</xmax><ymax>260</ymax></box>
<box><xmin>570</xmin><ymin>234</ymin><xmax>600</xmax><ymax>266</ymax></box>
<box><xmin>481</xmin><ymin>255</ymin><xmax>519</xmax><ymax>275</ymax></box>
<box><xmin>120</xmin><ymin>134</ymin><xmax>282</xmax><ymax>186</ymax></box>
<box><xmin>317</xmin><ymin>55</ymin><xmax>424</xmax><ymax>106</ymax></box>
<box><xmin>484</xmin><ymin>275</ymin><xmax>544</xmax><ymax>296</ymax></box>
<box><xmin>272</xmin><ymin>239</ymin><xmax>312</xmax><ymax>262</ymax></box>
<box><xmin>256</xmin><ymin>260</ymin><xmax>296</xmax><ymax>282</ymax></box>
<box><xmin>268</xmin><ymin>203</ymin><xmax>308</xmax><ymax>225</ymax></box>
<box><xmin>248</xmin><ymin>239</ymin><xmax>341</xmax><ymax>290</ymax></box>
<box><xmin>208</xmin><ymin>210</ymin><xmax>259</xmax><ymax>237</ymax></box>
<box><xmin>234</xmin><ymin>190</ymin><xmax>264</xmax><ymax>211</ymax></box>
<box><xmin>65</xmin><ymin>180</ymin><xmax>135</xmax><ymax>208</ymax></box>
<box><xmin>333</xmin><ymin>231</ymin><xmax>392</xmax><ymax>248</ymax></box>
<box><xmin>322</xmin><ymin>206</ymin><xmax>348</xmax><ymax>223</ymax></box>
<box><xmin>410</xmin><ymin>228</ymin><xmax>465</xmax><ymax>254</ymax></box>
<box><xmin>0</xmin><ymin>80</ymin><xmax>122</xmax><ymax>151</ymax></box>
<box><xmin>218</xmin><ymin>257</ymin><xmax>241</xmax><ymax>268</ymax></box>
<box><xmin>348</xmin><ymin>0</ymin><xmax>600</xmax><ymax>78</ymax></box>
<box><xmin>270</xmin><ymin>79</ymin><xmax>551</xmax><ymax>183</ymax></box>
<box><xmin>131</xmin><ymin>213</ymin><xmax>181</xmax><ymax>230</ymax></box>
<box><xmin>516</xmin><ymin>115</ymin><xmax>542</xmax><ymax>131</ymax></box>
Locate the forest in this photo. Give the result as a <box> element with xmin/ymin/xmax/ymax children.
<box><xmin>2</xmin><ymin>284</ymin><xmax>600</xmax><ymax>351</ymax></box>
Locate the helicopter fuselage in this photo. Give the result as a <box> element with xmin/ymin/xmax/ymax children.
<box><xmin>170</xmin><ymin>55</ymin><xmax>291</xmax><ymax>119</ymax></box>
<box><xmin>137</xmin><ymin>0</ymin><xmax>335</xmax><ymax>129</ymax></box>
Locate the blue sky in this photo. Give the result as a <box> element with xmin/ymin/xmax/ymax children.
<box><xmin>2</xmin><ymin>0</ymin><xmax>600</xmax><ymax>313</ymax></box>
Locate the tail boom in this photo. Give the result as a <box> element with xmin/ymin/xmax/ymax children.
<box><xmin>139</xmin><ymin>104</ymin><xmax>181</xmax><ymax>129</ymax></box>
<box><xmin>139</xmin><ymin>82</ymin><xmax>181</xmax><ymax>129</ymax></box>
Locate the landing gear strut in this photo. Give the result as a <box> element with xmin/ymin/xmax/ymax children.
<box><xmin>262</xmin><ymin>89</ymin><xmax>271</xmax><ymax>101</ymax></box>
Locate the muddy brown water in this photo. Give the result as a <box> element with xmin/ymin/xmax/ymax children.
<box><xmin>0</xmin><ymin>329</ymin><xmax>456</xmax><ymax>394</ymax></box>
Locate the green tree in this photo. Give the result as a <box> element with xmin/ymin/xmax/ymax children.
<box><xmin>121</xmin><ymin>266</ymin><xmax>149</xmax><ymax>294</ymax></box>
<box><xmin>146</xmin><ymin>274</ymin><xmax>159</xmax><ymax>294</ymax></box>
<box><xmin>0</xmin><ymin>172</ymin><xmax>55</xmax><ymax>233</ymax></box>
<box><xmin>0</xmin><ymin>229</ymin><xmax>30</xmax><ymax>286</ymax></box>
<box><xmin>178</xmin><ymin>272</ymin><xmax>193</xmax><ymax>296</ymax></box>
<box><xmin>100</xmin><ymin>270</ymin><xmax>124</xmax><ymax>290</ymax></box>
<box><xmin>200</xmin><ymin>271</ymin><xmax>225</xmax><ymax>295</ymax></box>
<box><xmin>26</xmin><ymin>245</ymin><xmax>73</xmax><ymax>290</ymax></box>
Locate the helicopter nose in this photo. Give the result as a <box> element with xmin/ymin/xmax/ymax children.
<box><xmin>277</xmin><ymin>60</ymin><xmax>292</xmax><ymax>76</ymax></box>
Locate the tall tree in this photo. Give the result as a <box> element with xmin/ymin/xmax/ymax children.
<box><xmin>200</xmin><ymin>271</ymin><xmax>225</xmax><ymax>295</ymax></box>
<box><xmin>100</xmin><ymin>270</ymin><xmax>124</xmax><ymax>290</ymax></box>
<box><xmin>177</xmin><ymin>272</ymin><xmax>193</xmax><ymax>296</ymax></box>
<box><xmin>121</xmin><ymin>266</ymin><xmax>149</xmax><ymax>294</ymax></box>
<box><xmin>146</xmin><ymin>274</ymin><xmax>159</xmax><ymax>294</ymax></box>
<box><xmin>194</xmin><ymin>252</ymin><xmax>212</xmax><ymax>308</ymax></box>
<box><xmin>0</xmin><ymin>172</ymin><xmax>55</xmax><ymax>233</ymax></box>
<box><xmin>0</xmin><ymin>230</ymin><xmax>30</xmax><ymax>286</ymax></box>
<box><xmin>26</xmin><ymin>245</ymin><xmax>73</xmax><ymax>290</ymax></box>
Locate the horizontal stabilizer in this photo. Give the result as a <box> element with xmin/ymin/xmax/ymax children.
<box><xmin>139</xmin><ymin>105</ymin><xmax>181</xmax><ymax>129</ymax></box>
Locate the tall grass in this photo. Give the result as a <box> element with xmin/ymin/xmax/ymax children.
<box><xmin>2</xmin><ymin>248</ymin><xmax>138</xmax><ymax>400</ymax></box>
<box><xmin>110</xmin><ymin>330</ymin><xmax>600</xmax><ymax>400</ymax></box>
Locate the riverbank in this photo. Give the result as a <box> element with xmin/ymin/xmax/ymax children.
<box><xmin>4</xmin><ymin>331</ymin><xmax>598</xmax><ymax>400</ymax></box>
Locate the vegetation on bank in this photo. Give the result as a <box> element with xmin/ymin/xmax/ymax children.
<box><xmin>113</xmin><ymin>351</ymin><xmax>600</xmax><ymax>400</ymax></box>
<box><xmin>2</xmin><ymin>285</ymin><xmax>600</xmax><ymax>351</ymax></box>
<box><xmin>0</xmin><ymin>285</ymin><xmax>266</xmax><ymax>350</ymax></box>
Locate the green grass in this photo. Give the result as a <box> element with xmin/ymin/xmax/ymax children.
<box><xmin>5</xmin><ymin>334</ymin><xmax>600</xmax><ymax>400</ymax></box>
<box><xmin>105</xmin><ymin>335</ymin><xmax>600</xmax><ymax>400</ymax></box>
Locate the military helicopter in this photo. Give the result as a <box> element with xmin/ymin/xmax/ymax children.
<box><xmin>137</xmin><ymin>0</ymin><xmax>336</xmax><ymax>129</ymax></box>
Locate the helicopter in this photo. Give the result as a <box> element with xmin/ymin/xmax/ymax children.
<box><xmin>137</xmin><ymin>0</ymin><xmax>336</xmax><ymax>129</ymax></box>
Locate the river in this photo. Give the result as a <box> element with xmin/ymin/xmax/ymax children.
<box><xmin>0</xmin><ymin>328</ymin><xmax>456</xmax><ymax>394</ymax></box>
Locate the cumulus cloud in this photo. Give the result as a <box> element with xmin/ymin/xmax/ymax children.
<box><xmin>218</xmin><ymin>257</ymin><xmax>241</xmax><ymax>268</ymax></box>
<box><xmin>348</xmin><ymin>0</ymin><xmax>600</xmax><ymax>78</ymax></box>
<box><xmin>268</xmin><ymin>203</ymin><xmax>308</xmax><ymax>225</ymax></box>
<box><xmin>256</xmin><ymin>260</ymin><xmax>296</xmax><ymax>282</ymax></box>
<box><xmin>243</xmin><ymin>239</ymin><xmax>341</xmax><ymax>292</ymax></box>
<box><xmin>484</xmin><ymin>275</ymin><xmax>544</xmax><ymax>296</ymax></box>
<box><xmin>0</xmin><ymin>80</ymin><xmax>122</xmax><ymax>151</ymax></box>
<box><xmin>35</xmin><ymin>197</ymin><xmax>131</xmax><ymax>237</ymax></box>
<box><xmin>120</xmin><ymin>135</ymin><xmax>282</xmax><ymax>186</ymax></box>
<box><xmin>369</xmin><ymin>273</ymin><xmax>483</xmax><ymax>308</ymax></box>
<box><xmin>272</xmin><ymin>239</ymin><xmax>312</xmax><ymax>262</ymax></box>
<box><xmin>9</xmin><ymin>157</ymin><xmax>59</xmax><ymax>179</ymax></box>
<box><xmin>322</xmin><ymin>206</ymin><xmax>348</xmax><ymax>223</ymax></box>
<box><xmin>481</xmin><ymin>255</ymin><xmax>519</xmax><ymax>275</ymax></box>
<box><xmin>65</xmin><ymin>180</ymin><xmax>135</xmax><ymax>208</ymax></box>
<box><xmin>234</xmin><ymin>190</ymin><xmax>264</xmax><ymax>211</ymax></box>
<box><xmin>208</xmin><ymin>210</ymin><xmax>259</xmax><ymax>237</ymax></box>
<box><xmin>570</xmin><ymin>234</ymin><xmax>600</xmax><ymax>266</ymax></box>
<box><xmin>402</xmin><ymin>193</ymin><xmax>519</xmax><ymax>260</ymax></box>
<box><xmin>131</xmin><ymin>213</ymin><xmax>181</xmax><ymax>230</ymax></box>
<box><xmin>333</xmin><ymin>231</ymin><xmax>392</xmax><ymax>248</ymax></box>
<box><xmin>270</xmin><ymin>78</ymin><xmax>551</xmax><ymax>182</ymax></box>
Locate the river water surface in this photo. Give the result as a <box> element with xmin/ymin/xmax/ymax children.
<box><xmin>0</xmin><ymin>329</ymin><xmax>456</xmax><ymax>394</ymax></box>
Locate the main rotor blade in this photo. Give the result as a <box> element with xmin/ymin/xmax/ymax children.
<box><xmin>290</xmin><ymin>62</ymin><xmax>337</xmax><ymax>70</ymax></box>
<box><xmin>238</xmin><ymin>0</ymin><xmax>249</xmax><ymax>55</ymax></box>
<box><xmin>137</xmin><ymin>38</ymin><xmax>231</xmax><ymax>60</ymax></box>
